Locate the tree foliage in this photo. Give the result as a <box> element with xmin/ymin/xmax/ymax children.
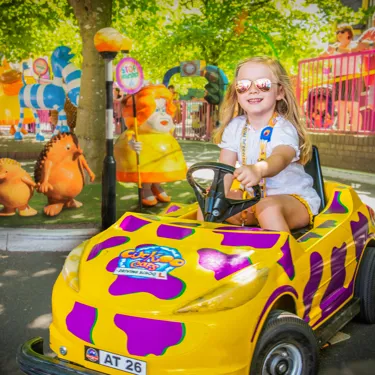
<box><xmin>0</xmin><ymin>0</ymin><xmax>370</xmax><ymax>173</ymax></box>
<box><xmin>1</xmin><ymin>0</ymin><xmax>368</xmax><ymax>83</ymax></box>
<box><xmin>113</xmin><ymin>0</ymin><xmax>366</xmax><ymax>90</ymax></box>
<box><xmin>0</xmin><ymin>0</ymin><xmax>79</xmax><ymax>62</ymax></box>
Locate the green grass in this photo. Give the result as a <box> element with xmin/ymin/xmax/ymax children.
<box><xmin>0</xmin><ymin>140</ymin><xmax>220</xmax><ymax>227</ymax></box>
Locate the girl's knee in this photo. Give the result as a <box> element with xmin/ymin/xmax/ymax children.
<box><xmin>255</xmin><ymin>197</ymin><xmax>283</xmax><ymax>217</ymax></box>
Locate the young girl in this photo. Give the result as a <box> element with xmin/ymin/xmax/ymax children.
<box><xmin>212</xmin><ymin>56</ymin><xmax>320</xmax><ymax>232</ymax></box>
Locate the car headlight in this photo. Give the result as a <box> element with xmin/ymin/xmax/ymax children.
<box><xmin>62</xmin><ymin>241</ymin><xmax>87</xmax><ymax>292</ymax></box>
<box><xmin>175</xmin><ymin>266</ymin><xmax>268</xmax><ymax>314</ymax></box>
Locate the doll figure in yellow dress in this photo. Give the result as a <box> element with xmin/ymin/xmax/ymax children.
<box><xmin>114</xmin><ymin>84</ymin><xmax>187</xmax><ymax>206</ymax></box>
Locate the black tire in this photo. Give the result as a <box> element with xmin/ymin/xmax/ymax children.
<box><xmin>354</xmin><ymin>247</ymin><xmax>375</xmax><ymax>323</ymax></box>
<box><xmin>250</xmin><ymin>310</ymin><xmax>319</xmax><ymax>375</ymax></box>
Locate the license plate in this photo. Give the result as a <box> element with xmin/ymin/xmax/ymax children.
<box><xmin>85</xmin><ymin>346</ymin><xmax>147</xmax><ymax>375</ymax></box>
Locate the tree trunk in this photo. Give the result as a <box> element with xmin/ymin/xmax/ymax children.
<box><xmin>68</xmin><ymin>0</ymin><xmax>113</xmax><ymax>179</ymax></box>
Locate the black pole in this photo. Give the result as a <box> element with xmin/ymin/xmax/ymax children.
<box><xmin>100</xmin><ymin>51</ymin><xmax>117</xmax><ymax>230</ymax></box>
<box><xmin>132</xmin><ymin>94</ymin><xmax>143</xmax><ymax>212</ymax></box>
<box><xmin>120</xmin><ymin>116</ymin><xmax>126</xmax><ymax>133</ymax></box>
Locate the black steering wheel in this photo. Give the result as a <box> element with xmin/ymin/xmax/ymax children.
<box><xmin>186</xmin><ymin>162</ymin><xmax>261</xmax><ymax>223</ymax></box>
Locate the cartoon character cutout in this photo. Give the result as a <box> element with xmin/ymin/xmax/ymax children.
<box><xmin>114</xmin><ymin>84</ymin><xmax>187</xmax><ymax>206</ymax></box>
<box><xmin>35</xmin><ymin>133</ymin><xmax>95</xmax><ymax>216</ymax></box>
<box><xmin>0</xmin><ymin>158</ymin><xmax>37</xmax><ymax>217</ymax></box>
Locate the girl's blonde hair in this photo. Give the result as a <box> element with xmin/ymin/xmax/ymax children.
<box><xmin>213</xmin><ymin>56</ymin><xmax>312</xmax><ymax>165</ymax></box>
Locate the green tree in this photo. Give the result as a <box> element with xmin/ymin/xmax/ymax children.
<box><xmin>67</xmin><ymin>0</ymin><xmax>112</xmax><ymax>177</ymax></box>
<box><xmin>0</xmin><ymin>0</ymin><xmax>75</xmax><ymax>61</ymax></box>
<box><xmin>0</xmin><ymin>0</ymin><xmax>160</xmax><ymax>177</ymax></box>
<box><xmin>0</xmin><ymin>0</ymin><xmax>368</xmax><ymax>177</ymax></box>
<box><xmin>116</xmin><ymin>0</ymin><xmax>365</xmax><ymax>85</ymax></box>
<box><xmin>0</xmin><ymin>0</ymin><xmax>110</xmax><ymax>176</ymax></box>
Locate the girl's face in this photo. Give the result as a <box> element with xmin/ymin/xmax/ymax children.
<box><xmin>336</xmin><ymin>30</ymin><xmax>351</xmax><ymax>43</ymax></box>
<box><xmin>236</xmin><ymin>62</ymin><xmax>283</xmax><ymax>120</ymax></box>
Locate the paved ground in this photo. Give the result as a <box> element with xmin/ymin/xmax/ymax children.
<box><xmin>0</xmin><ymin>251</ymin><xmax>66</xmax><ymax>375</ymax></box>
<box><xmin>1</xmin><ymin>175</ymin><xmax>375</xmax><ymax>374</ymax></box>
<box><xmin>1</xmin><ymin>250</ymin><xmax>375</xmax><ymax>375</ymax></box>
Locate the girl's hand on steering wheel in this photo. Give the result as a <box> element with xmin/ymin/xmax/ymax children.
<box><xmin>234</xmin><ymin>165</ymin><xmax>262</xmax><ymax>189</ymax></box>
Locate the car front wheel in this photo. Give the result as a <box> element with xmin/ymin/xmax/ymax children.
<box><xmin>250</xmin><ymin>310</ymin><xmax>319</xmax><ymax>375</ymax></box>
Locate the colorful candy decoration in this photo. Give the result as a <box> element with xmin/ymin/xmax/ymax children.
<box><xmin>15</xmin><ymin>46</ymin><xmax>81</xmax><ymax>141</ymax></box>
<box><xmin>34</xmin><ymin>132</ymin><xmax>95</xmax><ymax>216</ymax></box>
<box><xmin>0</xmin><ymin>158</ymin><xmax>37</xmax><ymax>217</ymax></box>
<box><xmin>114</xmin><ymin>84</ymin><xmax>187</xmax><ymax>207</ymax></box>
<box><xmin>0</xmin><ymin>59</ymin><xmax>34</xmax><ymax>131</ymax></box>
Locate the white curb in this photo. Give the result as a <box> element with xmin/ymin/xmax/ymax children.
<box><xmin>322</xmin><ymin>167</ymin><xmax>375</xmax><ymax>185</ymax></box>
<box><xmin>0</xmin><ymin>228</ymin><xmax>100</xmax><ymax>252</ymax></box>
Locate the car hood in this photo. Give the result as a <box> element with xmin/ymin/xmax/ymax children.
<box><xmin>76</xmin><ymin>213</ymin><xmax>290</xmax><ymax>314</ymax></box>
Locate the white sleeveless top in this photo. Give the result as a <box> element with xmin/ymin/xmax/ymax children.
<box><xmin>218</xmin><ymin>115</ymin><xmax>321</xmax><ymax>215</ymax></box>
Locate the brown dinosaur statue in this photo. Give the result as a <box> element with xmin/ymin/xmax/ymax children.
<box><xmin>34</xmin><ymin>132</ymin><xmax>95</xmax><ymax>216</ymax></box>
<box><xmin>0</xmin><ymin>158</ymin><xmax>37</xmax><ymax>216</ymax></box>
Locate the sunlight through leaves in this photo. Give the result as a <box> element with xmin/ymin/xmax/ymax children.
<box><xmin>27</xmin><ymin>313</ymin><xmax>52</xmax><ymax>329</ymax></box>
<box><xmin>32</xmin><ymin>268</ymin><xmax>57</xmax><ymax>277</ymax></box>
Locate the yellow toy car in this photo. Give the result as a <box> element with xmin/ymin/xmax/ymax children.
<box><xmin>18</xmin><ymin>147</ymin><xmax>375</xmax><ymax>375</ymax></box>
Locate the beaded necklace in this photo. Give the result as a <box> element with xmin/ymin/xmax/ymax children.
<box><xmin>240</xmin><ymin>112</ymin><xmax>278</xmax><ymax>198</ymax></box>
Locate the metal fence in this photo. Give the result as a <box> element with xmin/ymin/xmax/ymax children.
<box><xmin>173</xmin><ymin>100</ymin><xmax>218</xmax><ymax>141</ymax></box>
<box><xmin>18</xmin><ymin>100</ymin><xmax>216</xmax><ymax>138</ymax></box>
<box><xmin>296</xmin><ymin>50</ymin><xmax>375</xmax><ymax>133</ymax></box>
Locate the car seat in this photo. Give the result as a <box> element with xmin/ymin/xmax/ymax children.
<box><xmin>291</xmin><ymin>145</ymin><xmax>326</xmax><ymax>238</ymax></box>
<box><xmin>304</xmin><ymin>145</ymin><xmax>326</xmax><ymax>212</ymax></box>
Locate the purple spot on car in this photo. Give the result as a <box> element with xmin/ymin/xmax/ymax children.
<box><xmin>312</xmin><ymin>243</ymin><xmax>349</xmax><ymax>326</ymax></box>
<box><xmin>157</xmin><ymin>224</ymin><xmax>194</xmax><ymax>240</ymax></box>
<box><xmin>314</xmin><ymin>279</ymin><xmax>355</xmax><ymax>327</ymax></box>
<box><xmin>350</xmin><ymin>212</ymin><xmax>369</xmax><ymax>261</ymax></box>
<box><xmin>251</xmin><ymin>285</ymin><xmax>298</xmax><ymax>342</ymax></box>
<box><xmin>214</xmin><ymin>231</ymin><xmax>280</xmax><ymax>248</ymax></box>
<box><xmin>198</xmin><ymin>248</ymin><xmax>251</xmax><ymax>280</ymax></box>
<box><xmin>324</xmin><ymin>191</ymin><xmax>349</xmax><ymax>214</ymax></box>
<box><xmin>215</xmin><ymin>226</ymin><xmax>272</xmax><ymax>232</ymax></box>
<box><xmin>114</xmin><ymin>314</ymin><xmax>185</xmax><ymax>356</ymax></box>
<box><xmin>277</xmin><ymin>238</ymin><xmax>295</xmax><ymax>280</ymax></box>
<box><xmin>66</xmin><ymin>302</ymin><xmax>97</xmax><ymax>344</ymax></box>
<box><xmin>303</xmin><ymin>252</ymin><xmax>324</xmax><ymax>322</ymax></box>
<box><xmin>297</xmin><ymin>232</ymin><xmax>322</xmax><ymax>243</ymax></box>
<box><xmin>87</xmin><ymin>236</ymin><xmax>130</xmax><ymax>261</ymax></box>
<box><xmin>120</xmin><ymin>215</ymin><xmax>150</xmax><ymax>232</ymax></box>
<box><xmin>166</xmin><ymin>205</ymin><xmax>182</xmax><ymax>214</ymax></box>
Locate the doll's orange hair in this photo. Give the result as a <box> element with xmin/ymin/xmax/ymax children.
<box><xmin>121</xmin><ymin>84</ymin><xmax>176</xmax><ymax>128</ymax></box>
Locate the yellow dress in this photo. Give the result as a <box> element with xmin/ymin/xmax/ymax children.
<box><xmin>114</xmin><ymin>130</ymin><xmax>187</xmax><ymax>183</ymax></box>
